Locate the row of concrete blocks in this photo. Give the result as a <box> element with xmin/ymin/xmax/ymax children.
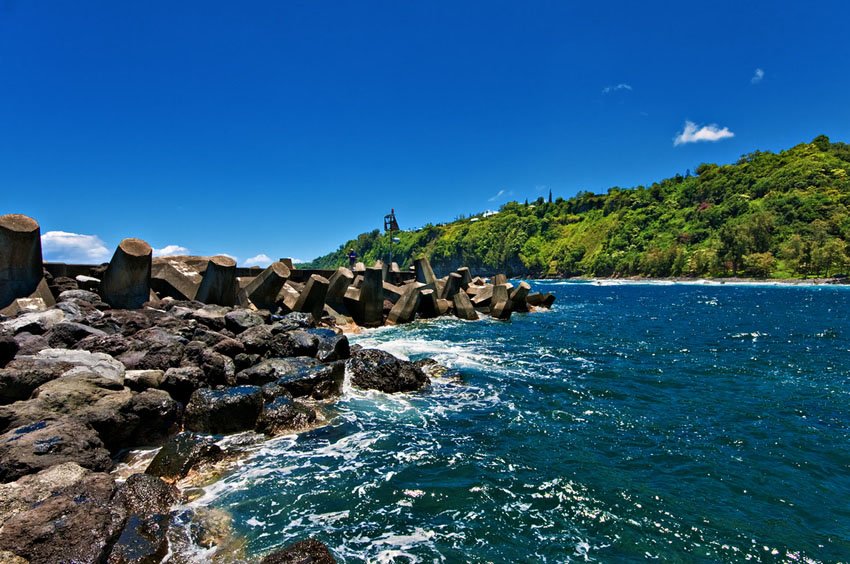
<box><xmin>1</xmin><ymin>214</ymin><xmax>555</xmax><ymax>325</ymax></box>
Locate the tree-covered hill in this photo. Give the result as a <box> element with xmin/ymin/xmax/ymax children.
<box><xmin>305</xmin><ymin>136</ymin><xmax>850</xmax><ymax>279</ymax></box>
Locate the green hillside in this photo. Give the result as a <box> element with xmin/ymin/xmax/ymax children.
<box><xmin>305</xmin><ymin>136</ymin><xmax>850</xmax><ymax>279</ymax></box>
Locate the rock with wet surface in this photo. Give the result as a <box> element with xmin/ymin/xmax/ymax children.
<box><xmin>145</xmin><ymin>432</ymin><xmax>224</xmax><ymax>481</ymax></box>
<box><xmin>347</xmin><ymin>348</ymin><xmax>430</xmax><ymax>393</ymax></box>
<box><xmin>256</xmin><ymin>396</ymin><xmax>318</xmax><ymax>435</ymax></box>
<box><xmin>261</xmin><ymin>538</ymin><xmax>337</xmax><ymax>563</ymax></box>
<box><xmin>184</xmin><ymin>386</ymin><xmax>264</xmax><ymax>434</ymax></box>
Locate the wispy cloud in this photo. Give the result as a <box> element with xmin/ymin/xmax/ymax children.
<box><xmin>41</xmin><ymin>231</ymin><xmax>111</xmax><ymax>263</ymax></box>
<box><xmin>153</xmin><ymin>244</ymin><xmax>189</xmax><ymax>257</ymax></box>
<box><xmin>244</xmin><ymin>253</ymin><xmax>273</xmax><ymax>267</ymax></box>
<box><xmin>751</xmin><ymin>68</ymin><xmax>765</xmax><ymax>84</ymax></box>
<box><xmin>488</xmin><ymin>189</ymin><xmax>513</xmax><ymax>202</ymax></box>
<box><xmin>602</xmin><ymin>83</ymin><xmax>632</xmax><ymax>94</ymax></box>
<box><xmin>674</xmin><ymin>121</ymin><xmax>735</xmax><ymax>146</ymax></box>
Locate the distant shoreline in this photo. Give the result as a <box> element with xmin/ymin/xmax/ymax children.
<box><xmin>530</xmin><ymin>275</ymin><xmax>849</xmax><ymax>286</ymax></box>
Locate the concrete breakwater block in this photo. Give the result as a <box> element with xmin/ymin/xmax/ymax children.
<box><xmin>100</xmin><ymin>238</ymin><xmax>152</xmax><ymax>310</ymax></box>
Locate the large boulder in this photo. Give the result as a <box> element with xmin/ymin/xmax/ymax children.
<box><xmin>0</xmin><ymin>418</ymin><xmax>112</xmax><ymax>482</ymax></box>
<box><xmin>189</xmin><ymin>304</ymin><xmax>231</xmax><ymax>330</ymax></box>
<box><xmin>160</xmin><ymin>366</ymin><xmax>208</xmax><ymax>404</ymax></box>
<box><xmin>307</xmin><ymin>328</ymin><xmax>350</xmax><ymax>363</ymax></box>
<box><xmin>107</xmin><ymin>513</ymin><xmax>170</xmax><ymax>564</ymax></box>
<box><xmin>235</xmin><ymin>356</ymin><xmax>320</xmax><ymax>386</ymax></box>
<box><xmin>181</xmin><ymin>341</ymin><xmax>236</xmax><ymax>386</ymax></box>
<box><xmin>267</xmin><ymin>330</ymin><xmax>319</xmax><ymax>358</ymax></box>
<box><xmin>261</xmin><ymin>538</ymin><xmax>336</xmax><ymax>564</ymax></box>
<box><xmin>17</xmin><ymin>347</ymin><xmax>126</xmax><ymax>384</ymax></box>
<box><xmin>74</xmin><ymin>332</ymin><xmax>137</xmax><ymax>357</ymax></box>
<box><xmin>45</xmin><ymin>320</ymin><xmax>106</xmax><ymax>348</ymax></box>
<box><xmin>0</xmin><ymin>471</ymin><xmax>125</xmax><ymax>563</ymax></box>
<box><xmin>118</xmin><ymin>327</ymin><xmax>187</xmax><ymax>371</ymax></box>
<box><xmin>347</xmin><ymin>349</ymin><xmax>429</xmax><ymax>393</ymax></box>
<box><xmin>224</xmin><ymin>309</ymin><xmax>264</xmax><ymax>334</ymax></box>
<box><xmin>114</xmin><ymin>473</ymin><xmax>179</xmax><ymax>516</ymax></box>
<box><xmin>184</xmin><ymin>386</ymin><xmax>264</xmax><ymax>434</ymax></box>
<box><xmin>0</xmin><ymin>335</ymin><xmax>18</xmax><ymax>368</ymax></box>
<box><xmin>237</xmin><ymin>358</ymin><xmax>344</xmax><ymax>399</ymax></box>
<box><xmin>269</xmin><ymin>312</ymin><xmax>315</xmax><ymax>333</ymax></box>
<box><xmin>256</xmin><ymin>397</ymin><xmax>318</xmax><ymax>436</ymax></box>
<box><xmin>238</xmin><ymin>324</ymin><xmax>275</xmax><ymax>356</ymax></box>
<box><xmin>145</xmin><ymin>432</ymin><xmax>223</xmax><ymax>481</ymax></box>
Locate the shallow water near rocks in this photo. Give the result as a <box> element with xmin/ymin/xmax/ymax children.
<box><xmin>197</xmin><ymin>281</ymin><xmax>850</xmax><ymax>562</ymax></box>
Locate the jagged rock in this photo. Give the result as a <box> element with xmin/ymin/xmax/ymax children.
<box><xmin>211</xmin><ymin>336</ymin><xmax>245</xmax><ymax>357</ymax></box>
<box><xmin>0</xmin><ymin>362</ymin><xmax>60</xmax><ymax>404</ymax></box>
<box><xmin>114</xmin><ymin>473</ymin><xmax>179</xmax><ymax>516</ymax></box>
<box><xmin>347</xmin><ymin>349</ymin><xmax>429</xmax><ymax>393</ymax></box>
<box><xmin>275</xmin><ymin>360</ymin><xmax>345</xmax><ymax>399</ymax></box>
<box><xmin>74</xmin><ymin>333</ymin><xmax>136</xmax><ymax>357</ymax></box>
<box><xmin>50</xmin><ymin>276</ymin><xmax>80</xmax><ymax>297</ymax></box>
<box><xmin>189</xmin><ymin>304</ymin><xmax>230</xmax><ymax>330</ymax></box>
<box><xmin>8</xmin><ymin>348</ymin><xmax>126</xmax><ymax>386</ymax></box>
<box><xmin>260</xmin><ymin>380</ymin><xmax>294</xmax><ymax>402</ymax></box>
<box><xmin>92</xmin><ymin>309</ymin><xmax>155</xmax><ymax>336</ymax></box>
<box><xmin>184</xmin><ymin>386</ymin><xmax>264</xmax><ymax>434</ymax></box>
<box><xmin>307</xmin><ymin>328</ymin><xmax>350</xmax><ymax>362</ymax></box>
<box><xmin>224</xmin><ymin>309</ymin><xmax>264</xmax><ymax>334</ymax></box>
<box><xmin>256</xmin><ymin>397</ymin><xmax>318</xmax><ymax>435</ymax></box>
<box><xmin>181</xmin><ymin>341</ymin><xmax>236</xmax><ymax>386</ymax></box>
<box><xmin>161</xmin><ymin>366</ymin><xmax>207</xmax><ymax>403</ymax></box>
<box><xmin>0</xmin><ymin>471</ymin><xmax>125</xmax><ymax>563</ymax></box>
<box><xmin>0</xmin><ymin>418</ymin><xmax>112</xmax><ymax>482</ymax></box>
<box><xmin>236</xmin><ymin>357</ymin><xmax>319</xmax><ymax>386</ymax></box>
<box><xmin>234</xmin><ymin>352</ymin><xmax>261</xmax><ymax>371</ymax></box>
<box><xmin>267</xmin><ymin>330</ymin><xmax>319</xmax><ymax>359</ymax></box>
<box><xmin>270</xmin><ymin>312</ymin><xmax>316</xmax><ymax>333</ymax></box>
<box><xmin>119</xmin><ymin>327</ymin><xmax>186</xmax><ymax>371</ymax></box>
<box><xmin>238</xmin><ymin>324</ymin><xmax>275</xmax><ymax>355</ymax></box>
<box><xmin>107</xmin><ymin>513</ymin><xmax>170</xmax><ymax>564</ymax></box>
<box><xmin>261</xmin><ymin>538</ymin><xmax>336</xmax><ymax>564</ymax></box>
<box><xmin>12</xmin><ymin>331</ymin><xmax>50</xmax><ymax>356</ymax></box>
<box><xmin>1</xmin><ymin>308</ymin><xmax>65</xmax><ymax>335</ymax></box>
<box><xmin>145</xmin><ymin>432</ymin><xmax>224</xmax><ymax>481</ymax></box>
<box><xmin>45</xmin><ymin>320</ymin><xmax>107</xmax><ymax>348</ymax></box>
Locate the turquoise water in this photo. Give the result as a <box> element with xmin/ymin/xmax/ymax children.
<box><xmin>203</xmin><ymin>281</ymin><xmax>850</xmax><ymax>562</ymax></box>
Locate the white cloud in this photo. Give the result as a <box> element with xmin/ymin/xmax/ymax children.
<box><xmin>291</xmin><ymin>258</ymin><xmax>304</xmax><ymax>264</ymax></box>
<box><xmin>674</xmin><ymin>121</ymin><xmax>735</xmax><ymax>146</ymax></box>
<box><xmin>244</xmin><ymin>253</ymin><xmax>273</xmax><ymax>267</ymax></box>
<box><xmin>41</xmin><ymin>231</ymin><xmax>111</xmax><ymax>263</ymax></box>
<box><xmin>751</xmin><ymin>68</ymin><xmax>764</xmax><ymax>84</ymax></box>
<box><xmin>153</xmin><ymin>244</ymin><xmax>189</xmax><ymax>257</ymax></box>
<box><xmin>488</xmin><ymin>189</ymin><xmax>513</xmax><ymax>202</ymax></box>
<box><xmin>602</xmin><ymin>83</ymin><xmax>632</xmax><ymax>94</ymax></box>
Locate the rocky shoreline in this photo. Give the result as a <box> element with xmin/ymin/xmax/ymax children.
<box><xmin>0</xmin><ymin>213</ymin><xmax>555</xmax><ymax>563</ymax></box>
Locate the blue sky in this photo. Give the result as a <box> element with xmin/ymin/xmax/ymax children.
<box><xmin>2</xmin><ymin>1</ymin><xmax>849</xmax><ymax>265</ymax></box>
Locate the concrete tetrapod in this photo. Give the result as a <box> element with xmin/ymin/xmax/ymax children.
<box><xmin>386</xmin><ymin>283</ymin><xmax>421</xmax><ymax>325</ymax></box>
<box><xmin>293</xmin><ymin>274</ymin><xmax>329</xmax><ymax>321</ymax></box>
<box><xmin>490</xmin><ymin>283</ymin><xmax>513</xmax><ymax>320</ymax></box>
<box><xmin>241</xmin><ymin>261</ymin><xmax>290</xmax><ymax>310</ymax></box>
<box><xmin>452</xmin><ymin>290</ymin><xmax>478</xmax><ymax>321</ymax></box>
<box><xmin>510</xmin><ymin>281</ymin><xmax>531</xmax><ymax>312</ymax></box>
<box><xmin>441</xmin><ymin>272</ymin><xmax>463</xmax><ymax>300</ymax></box>
<box><xmin>418</xmin><ymin>288</ymin><xmax>439</xmax><ymax>319</ymax></box>
<box><xmin>195</xmin><ymin>255</ymin><xmax>239</xmax><ymax>306</ymax></box>
<box><xmin>100</xmin><ymin>238</ymin><xmax>153</xmax><ymax>310</ymax></box>
<box><xmin>0</xmin><ymin>214</ymin><xmax>44</xmax><ymax>310</ymax></box>
<box><xmin>325</xmin><ymin>267</ymin><xmax>354</xmax><ymax>311</ymax></box>
<box><xmin>413</xmin><ymin>256</ymin><xmax>438</xmax><ymax>285</ymax></box>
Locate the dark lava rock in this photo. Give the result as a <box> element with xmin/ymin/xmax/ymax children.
<box><xmin>160</xmin><ymin>366</ymin><xmax>207</xmax><ymax>404</ymax></box>
<box><xmin>261</xmin><ymin>538</ymin><xmax>336</xmax><ymax>564</ymax></box>
<box><xmin>276</xmin><ymin>360</ymin><xmax>346</xmax><ymax>400</ymax></box>
<box><xmin>261</xmin><ymin>380</ymin><xmax>294</xmax><ymax>402</ymax></box>
<box><xmin>49</xmin><ymin>276</ymin><xmax>79</xmax><ymax>297</ymax></box>
<box><xmin>212</xmin><ymin>336</ymin><xmax>245</xmax><ymax>358</ymax></box>
<box><xmin>181</xmin><ymin>341</ymin><xmax>236</xmax><ymax>386</ymax></box>
<box><xmin>238</xmin><ymin>325</ymin><xmax>274</xmax><ymax>356</ymax></box>
<box><xmin>347</xmin><ymin>349</ymin><xmax>429</xmax><ymax>393</ymax></box>
<box><xmin>114</xmin><ymin>473</ymin><xmax>179</xmax><ymax>516</ymax></box>
<box><xmin>145</xmin><ymin>432</ymin><xmax>223</xmax><ymax>481</ymax></box>
<box><xmin>0</xmin><ymin>418</ymin><xmax>112</xmax><ymax>482</ymax></box>
<box><xmin>269</xmin><ymin>312</ymin><xmax>316</xmax><ymax>333</ymax></box>
<box><xmin>256</xmin><ymin>397</ymin><xmax>317</xmax><ymax>436</ymax></box>
<box><xmin>0</xmin><ymin>336</ymin><xmax>18</xmax><ymax>368</ymax></box>
<box><xmin>46</xmin><ymin>320</ymin><xmax>107</xmax><ymax>348</ymax></box>
<box><xmin>74</xmin><ymin>333</ymin><xmax>136</xmax><ymax>357</ymax></box>
<box><xmin>93</xmin><ymin>309</ymin><xmax>155</xmax><ymax>336</ymax></box>
<box><xmin>267</xmin><ymin>330</ymin><xmax>319</xmax><ymax>359</ymax></box>
<box><xmin>0</xmin><ymin>471</ymin><xmax>125</xmax><ymax>563</ymax></box>
<box><xmin>224</xmin><ymin>309</ymin><xmax>264</xmax><ymax>334</ymax></box>
<box><xmin>189</xmin><ymin>305</ymin><xmax>230</xmax><ymax>330</ymax></box>
<box><xmin>119</xmin><ymin>327</ymin><xmax>187</xmax><ymax>371</ymax></box>
<box><xmin>184</xmin><ymin>386</ymin><xmax>264</xmax><ymax>434</ymax></box>
<box><xmin>307</xmin><ymin>328</ymin><xmax>350</xmax><ymax>363</ymax></box>
<box><xmin>234</xmin><ymin>352</ymin><xmax>262</xmax><ymax>371</ymax></box>
<box><xmin>235</xmin><ymin>356</ymin><xmax>320</xmax><ymax>386</ymax></box>
<box><xmin>13</xmin><ymin>331</ymin><xmax>50</xmax><ymax>355</ymax></box>
<box><xmin>107</xmin><ymin>513</ymin><xmax>170</xmax><ymax>564</ymax></box>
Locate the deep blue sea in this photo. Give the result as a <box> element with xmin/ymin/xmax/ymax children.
<box><xmin>200</xmin><ymin>281</ymin><xmax>850</xmax><ymax>562</ymax></box>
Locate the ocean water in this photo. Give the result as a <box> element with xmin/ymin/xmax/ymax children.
<box><xmin>200</xmin><ymin>281</ymin><xmax>850</xmax><ymax>562</ymax></box>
